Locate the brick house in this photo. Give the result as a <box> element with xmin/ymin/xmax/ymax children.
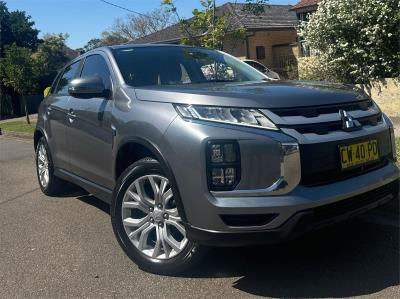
<box><xmin>290</xmin><ymin>0</ymin><xmax>320</xmax><ymax>56</ymax></box>
<box><xmin>130</xmin><ymin>3</ymin><xmax>298</xmax><ymax>73</ymax></box>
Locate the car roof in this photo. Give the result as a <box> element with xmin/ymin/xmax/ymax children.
<box><xmin>108</xmin><ymin>43</ymin><xmax>201</xmax><ymax>50</ymax></box>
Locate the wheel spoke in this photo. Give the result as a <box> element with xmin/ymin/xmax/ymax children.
<box><xmin>165</xmin><ymin>234</ymin><xmax>181</xmax><ymax>252</ymax></box>
<box><xmin>38</xmin><ymin>154</ymin><xmax>46</xmax><ymax>163</ymax></box>
<box><xmin>122</xmin><ymin>201</ymin><xmax>148</xmax><ymax>213</ymax></box>
<box><xmin>148</xmin><ymin>176</ymin><xmax>159</xmax><ymax>202</ymax></box>
<box><xmin>160</xmin><ymin>226</ymin><xmax>170</xmax><ymax>258</ymax></box>
<box><xmin>124</xmin><ymin>191</ymin><xmax>150</xmax><ymax>213</ymax></box>
<box><xmin>134</xmin><ymin>181</ymin><xmax>154</xmax><ymax>206</ymax></box>
<box><xmin>128</xmin><ymin>222</ymin><xmax>150</xmax><ymax>239</ymax></box>
<box><xmin>166</xmin><ymin>208</ymin><xmax>179</xmax><ymax>217</ymax></box>
<box><xmin>166</xmin><ymin>219</ymin><xmax>186</xmax><ymax>236</ymax></box>
<box><xmin>138</xmin><ymin>224</ymin><xmax>154</xmax><ymax>250</ymax></box>
<box><xmin>123</xmin><ymin>215</ymin><xmax>149</xmax><ymax>228</ymax></box>
<box><xmin>152</xmin><ymin>226</ymin><xmax>162</xmax><ymax>258</ymax></box>
<box><xmin>159</xmin><ymin>178</ymin><xmax>168</xmax><ymax>197</ymax></box>
<box><xmin>162</xmin><ymin>189</ymin><xmax>173</xmax><ymax>205</ymax></box>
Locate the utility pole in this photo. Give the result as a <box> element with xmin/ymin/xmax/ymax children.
<box><xmin>212</xmin><ymin>0</ymin><xmax>216</xmax><ymax>48</ymax></box>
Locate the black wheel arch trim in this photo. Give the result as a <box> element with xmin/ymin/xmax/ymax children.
<box><xmin>114</xmin><ymin>136</ymin><xmax>188</xmax><ymax>223</ymax></box>
<box><xmin>33</xmin><ymin>126</ymin><xmax>49</xmax><ymax>149</ymax></box>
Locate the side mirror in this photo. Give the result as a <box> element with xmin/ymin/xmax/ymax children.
<box><xmin>43</xmin><ymin>86</ymin><xmax>51</xmax><ymax>97</ymax></box>
<box><xmin>68</xmin><ymin>76</ymin><xmax>108</xmax><ymax>98</ymax></box>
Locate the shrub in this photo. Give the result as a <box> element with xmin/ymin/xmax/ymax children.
<box><xmin>297</xmin><ymin>55</ymin><xmax>340</xmax><ymax>82</ymax></box>
<box><xmin>300</xmin><ymin>0</ymin><xmax>400</xmax><ymax>83</ymax></box>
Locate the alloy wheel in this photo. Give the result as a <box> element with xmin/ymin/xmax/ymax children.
<box><xmin>37</xmin><ymin>143</ymin><xmax>50</xmax><ymax>188</ymax></box>
<box><xmin>121</xmin><ymin>175</ymin><xmax>188</xmax><ymax>259</ymax></box>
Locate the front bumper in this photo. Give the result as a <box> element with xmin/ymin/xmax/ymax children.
<box><xmin>187</xmin><ymin>178</ymin><xmax>399</xmax><ymax>246</ymax></box>
<box><xmin>162</xmin><ymin>116</ymin><xmax>399</xmax><ymax>245</ymax></box>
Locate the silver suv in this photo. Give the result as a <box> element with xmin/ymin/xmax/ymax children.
<box><xmin>35</xmin><ymin>45</ymin><xmax>399</xmax><ymax>274</ymax></box>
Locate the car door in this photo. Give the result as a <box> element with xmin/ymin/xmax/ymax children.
<box><xmin>46</xmin><ymin>60</ymin><xmax>81</xmax><ymax>171</ymax></box>
<box><xmin>66</xmin><ymin>53</ymin><xmax>114</xmax><ymax>189</ymax></box>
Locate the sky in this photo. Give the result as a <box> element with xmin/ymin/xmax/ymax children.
<box><xmin>6</xmin><ymin>0</ymin><xmax>298</xmax><ymax>49</ymax></box>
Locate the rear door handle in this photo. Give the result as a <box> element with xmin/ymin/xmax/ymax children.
<box><xmin>47</xmin><ymin>106</ymin><xmax>53</xmax><ymax>115</ymax></box>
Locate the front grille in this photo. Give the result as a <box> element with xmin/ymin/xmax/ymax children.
<box><xmin>312</xmin><ymin>180</ymin><xmax>399</xmax><ymax>223</ymax></box>
<box><xmin>268</xmin><ymin>99</ymin><xmax>382</xmax><ymax>135</ymax></box>
<box><xmin>300</xmin><ymin>130</ymin><xmax>392</xmax><ymax>186</ymax></box>
<box><xmin>271</xmin><ymin>99</ymin><xmax>373</xmax><ymax>118</ymax></box>
<box><xmin>286</xmin><ymin>114</ymin><xmax>382</xmax><ymax>135</ymax></box>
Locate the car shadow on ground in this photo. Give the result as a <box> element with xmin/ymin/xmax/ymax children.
<box><xmin>190</xmin><ymin>219</ymin><xmax>399</xmax><ymax>298</ymax></box>
<box><xmin>75</xmin><ymin>193</ymin><xmax>399</xmax><ymax>298</ymax></box>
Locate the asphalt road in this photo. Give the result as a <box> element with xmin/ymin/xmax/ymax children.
<box><xmin>0</xmin><ymin>136</ymin><xmax>399</xmax><ymax>298</ymax></box>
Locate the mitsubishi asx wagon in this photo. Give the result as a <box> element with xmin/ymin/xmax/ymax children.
<box><xmin>34</xmin><ymin>44</ymin><xmax>399</xmax><ymax>274</ymax></box>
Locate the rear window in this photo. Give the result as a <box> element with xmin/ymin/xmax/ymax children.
<box><xmin>112</xmin><ymin>47</ymin><xmax>265</xmax><ymax>87</ymax></box>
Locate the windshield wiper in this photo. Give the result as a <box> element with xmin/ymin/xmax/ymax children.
<box><xmin>194</xmin><ymin>79</ymin><xmax>236</xmax><ymax>84</ymax></box>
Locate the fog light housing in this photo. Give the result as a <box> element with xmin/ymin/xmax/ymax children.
<box><xmin>207</xmin><ymin>141</ymin><xmax>240</xmax><ymax>190</ymax></box>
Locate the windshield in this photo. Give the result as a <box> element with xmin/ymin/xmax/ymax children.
<box><xmin>112</xmin><ymin>46</ymin><xmax>266</xmax><ymax>87</ymax></box>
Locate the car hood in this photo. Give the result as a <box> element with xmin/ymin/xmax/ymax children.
<box><xmin>130</xmin><ymin>80</ymin><xmax>369</xmax><ymax>109</ymax></box>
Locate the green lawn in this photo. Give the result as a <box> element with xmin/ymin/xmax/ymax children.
<box><xmin>0</xmin><ymin>121</ymin><xmax>36</xmax><ymax>136</ymax></box>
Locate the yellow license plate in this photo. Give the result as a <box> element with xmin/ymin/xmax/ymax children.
<box><xmin>339</xmin><ymin>139</ymin><xmax>379</xmax><ymax>170</ymax></box>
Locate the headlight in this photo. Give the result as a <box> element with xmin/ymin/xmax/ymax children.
<box><xmin>174</xmin><ymin>104</ymin><xmax>277</xmax><ymax>130</ymax></box>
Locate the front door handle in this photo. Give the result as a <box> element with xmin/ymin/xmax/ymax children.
<box><xmin>67</xmin><ymin>109</ymin><xmax>76</xmax><ymax>123</ymax></box>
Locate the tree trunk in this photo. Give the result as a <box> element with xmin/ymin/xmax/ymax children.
<box><xmin>9</xmin><ymin>89</ymin><xmax>20</xmax><ymax>116</ymax></box>
<box><xmin>22</xmin><ymin>93</ymin><xmax>30</xmax><ymax>124</ymax></box>
<box><xmin>0</xmin><ymin>84</ymin><xmax>3</xmax><ymax>121</ymax></box>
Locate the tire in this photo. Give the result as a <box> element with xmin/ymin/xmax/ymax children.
<box><xmin>35</xmin><ymin>136</ymin><xmax>66</xmax><ymax>196</ymax></box>
<box><xmin>111</xmin><ymin>158</ymin><xmax>204</xmax><ymax>275</ymax></box>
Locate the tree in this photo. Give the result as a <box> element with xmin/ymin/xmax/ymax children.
<box><xmin>0</xmin><ymin>1</ymin><xmax>39</xmax><ymax>118</ymax></box>
<box><xmin>83</xmin><ymin>38</ymin><xmax>103</xmax><ymax>52</ymax></box>
<box><xmin>300</xmin><ymin>0</ymin><xmax>400</xmax><ymax>83</ymax></box>
<box><xmin>83</xmin><ymin>8</ymin><xmax>176</xmax><ymax>51</ymax></box>
<box><xmin>34</xmin><ymin>33</ymin><xmax>70</xmax><ymax>88</ymax></box>
<box><xmin>161</xmin><ymin>0</ymin><xmax>268</xmax><ymax>49</ymax></box>
<box><xmin>0</xmin><ymin>1</ymin><xmax>39</xmax><ymax>55</ymax></box>
<box><xmin>1</xmin><ymin>44</ymin><xmax>38</xmax><ymax>124</ymax></box>
<box><xmin>112</xmin><ymin>8</ymin><xmax>177</xmax><ymax>40</ymax></box>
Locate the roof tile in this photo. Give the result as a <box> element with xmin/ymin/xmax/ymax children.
<box><xmin>291</xmin><ymin>0</ymin><xmax>320</xmax><ymax>11</ymax></box>
<box><xmin>131</xmin><ymin>3</ymin><xmax>297</xmax><ymax>44</ymax></box>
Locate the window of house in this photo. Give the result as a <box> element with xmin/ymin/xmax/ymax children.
<box><xmin>256</xmin><ymin>46</ymin><xmax>266</xmax><ymax>60</ymax></box>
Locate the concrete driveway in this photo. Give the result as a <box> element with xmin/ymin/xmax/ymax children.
<box><xmin>0</xmin><ymin>136</ymin><xmax>399</xmax><ymax>298</ymax></box>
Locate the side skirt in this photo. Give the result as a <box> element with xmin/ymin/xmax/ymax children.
<box><xmin>54</xmin><ymin>168</ymin><xmax>113</xmax><ymax>203</ymax></box>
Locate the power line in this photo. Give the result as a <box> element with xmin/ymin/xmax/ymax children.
<box><xmin>99</xmin><ymin>0</ymin><xmax>149</xmax><ymax>17</ymax></box>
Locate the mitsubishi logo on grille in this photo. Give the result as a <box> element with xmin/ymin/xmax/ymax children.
<box><xmin>339</xmin><ymin>109</ymin><xmax>362</xmax><ymax>132</ymax></box>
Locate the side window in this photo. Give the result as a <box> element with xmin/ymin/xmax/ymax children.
<box><xmin>55</xmin><ymin>61</ymin><xmax>81</xmax><ymax>95</ymax></box>
<box><xmin>50</xmin><ymin>71</ymin><xmax>62</xmax><ymax>94</ymax></box>
<box><xmin>80</xmin><ymin>54</ymin><xmax>112</xmax><ymax>90</ymax></box>
<box><xmin>253</xmin><ymin>62</ymin><xmax>266</xmax><ymax>73</ymax></box>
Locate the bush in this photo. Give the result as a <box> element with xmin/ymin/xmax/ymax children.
<box><xmin>297</xmin><ymin>55</ymin><xmax>340</xmax><ymax>82</ymax></box>
<box><xmin>300</xmin><ymin>0</ymin><xmax>400</xmax><ymax>83</ymax></box>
